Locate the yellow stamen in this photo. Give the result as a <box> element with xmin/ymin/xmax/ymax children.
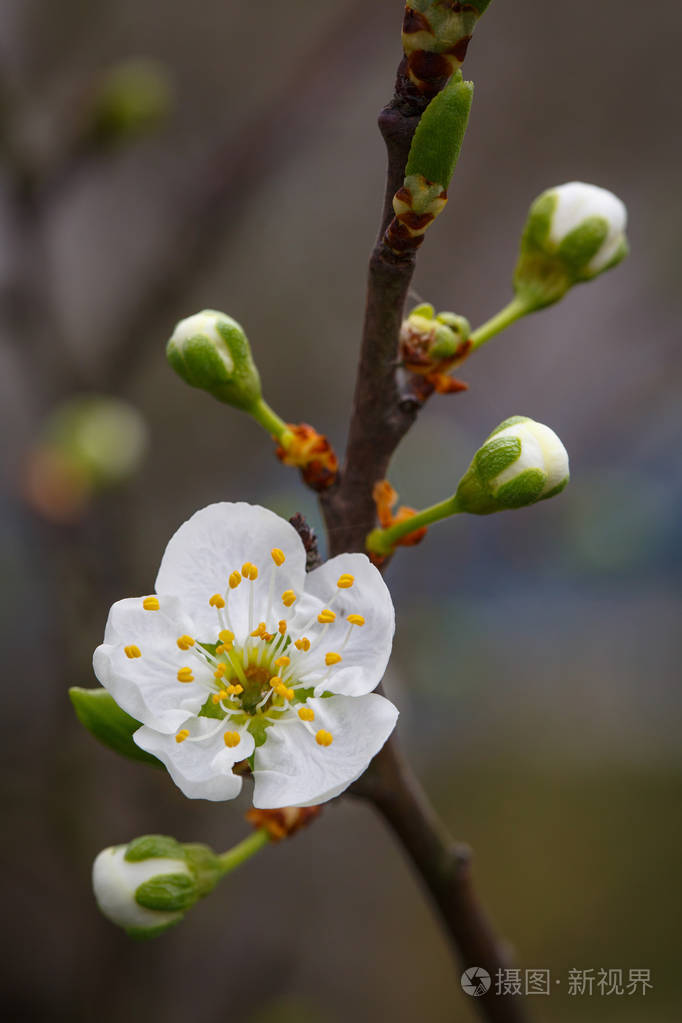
<box><xmin>278</xmin><ymin>620</ymin><xmax>288</xmax><ymax>635</ymax></box>
<box><xmin>229</xmin><ymin>571</ymin><xmax>242</xmax><ymax>589</ymax></box>
<box><xmin>175</xmin><ymin>729</ymin><xmax>189</xmax><ymax>743</ymax></box>
<box><xmin>275</xmin><ymin>656</ymin><xmax>290</xmax><ymax>668</ymax></box>
<box><xmin>177</xmin><ymin>667</ymin><xmax>194</xmax><ymax>683</ymax></box>
<box><xmin>142</xmin><ymin>596</ymin><xmax>159</xmax><ymax>611</ymax></box>
<box><xmin>337</xmin><ymin>574</ymin><xmax>354</xmax><ymax>589</ymax></box>
<box><xmin>251</xmin><ymin>622</ymin><xmax>267</xmax><ymax>637</ymax></box>
<box><xmin>282</xmin><ymin>590</ymin><xmax>297</xmax><ymax>607</ymax></box>
<box><xmin>271</xmin><ymin>548</ymin><xmax>286</xmax><ymax>566</ymax></box>
<box><xmin>219</xmin><ymin>629</ymin><xmax>235</xmax><ymax>646</ymax></box>
<box><xmin>325</xmin><ymin>652</ymin><xmax>342</xmax><ymax>666</ymax></box>
<box><xmin>318</xmin><ymin>609</ymin><xmax>336</xmax><ymax>624</ymax></box>
<box><xmin>347</xmin><ymin>614</ymin><xmax>365</xmax><ymax>627</ymax></box>
<box><xmin>242</xmin><ymin>562</ymin><xmax>258</xmax><ymax>581</ymax></box>
<box><xmin>176</xmin><ymin>635</ymin><xmax>195</xmax><ymax>650</ymax></box>
<box><xmin>295</xmin><ymin>637</ymin><xmax>311</xmax><ymax>651</ymax></box>
<box><xmin>214</xmin><ymin>664</ymin><xmax>227</xmax><ymax>678</ymax></box>
<box><xmin>227</xmin><ymin>683</ymin><xmax>243</xmax><ymax>696</ymax></box>
<box><xmin>209</xmin><ymin>593</ymin><xmax>225</xmax><ymax>609</ymax></box>
<box><xmin>124</xmin><ymin>645</ymin><xmax>141</xmax><ymax>659</ymax></box>
<box><xmin>224</xmin><ymin>731</ymin><xmax>241</xmax><ymax>748</ymax></box>
<box><xmin>298</xmin><ymin>707</ymin><xmax>315</xmax><ymax>722</ymax></box>
<box><xmin>270</xmin><ymin>676</ymin><xmax>282</xmax><ymax>687</ymax></box>
<box><xmin>212</xmin><ymin>691</ymin><xmax>228</xmax><ymax>704</ymax></box>
<box><xmin>316</xmin><ymin>729</ymin><xmax>333</xmax><ymax>747</ymax></box>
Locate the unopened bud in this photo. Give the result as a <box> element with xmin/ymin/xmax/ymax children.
<box><xmin>455</xmin><ymin>415</ymin><xmax>569</xmax><ymax>514</ymax></box>
<box><xmin>166</xmin><ymin>310</ymin><xmax>262</xmax><ymax>411</ymax></box>
<box><xmin>400</xmin><ymin>303</ymin><xmax>470</xmax><ymax>368</ymax></box>
<box><xmin>92</xmin><ymin>835</ymin><xmax>220</xmax><ymax>938</ymax></box>
<box><xmin>514</xmin><ymin>182</ymin><xmax>628</xmax><ymax>311</ymax></box>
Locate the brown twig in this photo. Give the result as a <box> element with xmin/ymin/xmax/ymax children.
<box><xmin>322</xmin><ymin>35</ymin><xmax>530</xmax><ymax>1023</ymax></box>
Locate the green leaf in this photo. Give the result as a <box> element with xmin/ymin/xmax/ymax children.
<box><xmin>405</xmin><ymin>74</ymin><xmax>474</xmax><ymax>188</ymax></box>
<box><xmin>69</xmin><ymin>687</ymin><xmax>162</xmax><ymax>768</ymax></box>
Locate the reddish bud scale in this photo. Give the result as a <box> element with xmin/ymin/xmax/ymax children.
<box><xmin>246</xmin><ymin>805</ymin><xmax>323</xmax><ymax>842</ymax></box>
<box><xmin>276</xmin><ymin>423</ymin><xmax>338</xmax><ymax>491</ymax></box>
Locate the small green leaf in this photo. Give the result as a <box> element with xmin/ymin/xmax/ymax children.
<box><xmin>69</xmin><ymin>687</ymin><xmax>162</xmax><ymax>768</ymax></box>
<box><xmin>405</xmin><ymin>74</ymin><xmax>474</xmax><ymax>189</ymax></box>
<box><xmin>125</xmin><ymin>835</ymin><xmax>185</xmax><ymax>863</ymax></box>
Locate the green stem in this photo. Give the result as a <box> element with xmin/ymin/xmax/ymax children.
<box><xmin>469</xmin><ymin>296</ymin><xmax>529</xmax><ymax>350</ymax></box>
<box><xmin>249</xmin><ymin>397</ymin><xmax>294</xmax><ymax>447</ymax></box>
<box><xmin>217</xmin><ymin>828</ymin><xmax>270</xmax><ymax>877</ymax></box>
<box><xmin>366</xmin><ymin>495</ymin><xmax>461</xmax><ymax>555</ymax></box>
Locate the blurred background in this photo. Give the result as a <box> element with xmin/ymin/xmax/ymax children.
<box><xmin>1</xmin><ymin>0</ymin><xmax>680</xmax><ymax>1020</ymax></box>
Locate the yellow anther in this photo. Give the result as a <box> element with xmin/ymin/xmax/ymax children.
<box><xmin>251</xmin><ymin>622</ymin><xmax>267</xmax><ymax>637</ymax></box>
<box><xmin>295</xmin><ymin>637</ymin><xmax>311</xmax><ymax>651</ymax></box>
<box><xmin>241</xmin><ymin>562</ymin><xmax>258</xmax><ymax>581</ymax></box>
<box><xmin>270</xmin><ymin>676</ymin><xmax>282</xmax><ymax>687</ymax></box>
<box><xmin>176</xmin><ymin>635</ymin><xmax>195</xmax><ymax>650</ymax></box>
<box><xmin>229</xmin><ymin>571</ymin><xmax>242</xmax><ymax>589</ymax></box>
<box><xmin>215</xmin><ymin>644</ymin><xmax>227</xmax><ymax>655</ymax></box>
<box><xmin>271</xmin><ymin>548</ymin><xmax>286</xmax><ymax>567</ymax></box>
<box><xmin>318</xmin><ymin>609</ymin><xmax>336</xmax><ymax>624</ymax></box>
<box><xmin>226</xmin><ymin>683</ymin><xmax>243</xmax><ymax>696</ymax></box>
<box><xmin>337</xmin><ymin>574</ymin><xmax>355</xmax><ymax>589</ymax></box>
<box><xmin>209</xmin><ymin>593</ymin><xmax>226</xmax><ymax>609</ymax></box>
<box><xmin>281</xmin><ymin>590</ymin><xmax>297</xmax><ymax>607</ymax></box>
<box><xmin>298</xmin><ymin>707</ymin><xmax>315</xmax><ymax>722</ymax></box>
<box><xmin>285</xmin><ymin>688</ymin><xmax>295</xmax><ymax>700</ymax></box>
<box><xmin>278</xmin><ymin>620</ymin><xmax>288</xmax><ymax>635</ymax></box>
<box><xmin>275</xmin><ymin>656</ymin><xmax>290</xmax><ymax>668</ymax></box>
<box><xmin>124</xmin><ymin>645</ymin><xmax>141</xmax><ymax>659</ymax></box>
<box><xmin>347</xmin><ymin>614</ymin><xmax>365</xmax><ymax>627</ymax></box>
<box><xmin>177</xmin><ymin>667</ymin><xmax>194</xmax><ymax>683</ymax></box>
<box><xmin>175</xmin><ymin>729</ymin><xmax>190</xmax><ymax>743</ymax></box>
<box><xmin>212</xmin><ymin>691</ymin><xmax>228</xmax><ymax>704</ymax></box>
<box><xmin>316</xmin><ymin>729</ymin><xmax>333</xmax><ymax>747</ymax></box>
<box><xmin>325</xmin><ymin>652</ymin><xmax>342</xmax><ymax>666</ymax></box>
<box><xmin>142</xmin><ymin>596</ymin><xmax>159</xmax><ymax>611</ymax></box>
<box><xmin>224</xmin><ymin>731</ymin><xmax>241</xmax><ymax>748</ymax></box>
<box><xmin>214</xmin><ymin>663</ymin><xmax>227</xmax><ymax>678</ymax></box>
<box><xmin>218</xmin><ymin>629</ymin><xmax>234</xmax><ymax>645</ymax></box>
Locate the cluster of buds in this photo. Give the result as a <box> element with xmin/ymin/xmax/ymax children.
<box><xmin>401</xmin><ymin>1</ymin><xmax>492</xmax><ymax>97</ymax></box>
<box><xmin>400</xmin><ymin>303</ymin><xmax>471</xmax><ymax>394</ymax></box>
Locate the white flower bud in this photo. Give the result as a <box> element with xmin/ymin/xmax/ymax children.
<box><xmin>455</xmin><ymin>415</ymin><xmax>569</xmax><ymax>514</ymax></box>
<box><xmin>514</xmin><ymin>181</ymin><xmax>628</xmax><ymax>309</ymax></box>
<box><xmin>93</xmin><ymin>843</ymin><xmax>194</xmax><ymax>937</ymax></box>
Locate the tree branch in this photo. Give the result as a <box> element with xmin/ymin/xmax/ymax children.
<box><xmin>351</xmin><ymin>736</ymin><xmax>531</xmax><ymax>1023</ymax></box>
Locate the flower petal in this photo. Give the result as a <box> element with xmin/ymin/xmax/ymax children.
<box><xmin>94</xmin><ymin>597</ymin><xmax>212</xmax><ymax>732</ymax></box>
<box><xmin>134</xmin><ymin>720</ymin><xmax>254</xmax><ymax>801</ymax></box>
<box><xmin>154</xmin><ymin>503</ymin><xmax>306</xmax><ymax>641</ymax></box>
<box><xmin>288</xmin><ymin>553</ymin><xmax>395</xmax><ymax>697</ymax></box>
<box><xmin>252</xmin><ymin>694</ymin><xmax>398</xmax><ymax>808</ymax></box>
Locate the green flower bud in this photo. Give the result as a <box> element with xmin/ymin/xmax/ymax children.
<box><xmin>87</xmin><ymin>59</ymin><xmax>172</xmax><ymax>148</ymax></box>
<box><xmin>92</xmin><ymin>836</ymin><xmax>221</xmax><ymax>938</ymax></box>
<box><xmin>46</xmin><ymin>395</ymin><xmax>148</xmax><ymax>488</ymax></box>
<box><xmin>514</xmin><ymin>182</ymin><xmax>628</xmax><ymax>311</ymax></box>
<box><xmin>400</xmin><ymin>304</ymin><xmax>470</xmax><ymax>366</ymax></box>
<box><xmin>455</xmin><ymin>415</ymin><xmax>569</xmax><ymax>514</ymax></box>
<box><xmin>166</xmin><ymin>310</ymin><xmax>262</xmax><ymax>411</ymax></box>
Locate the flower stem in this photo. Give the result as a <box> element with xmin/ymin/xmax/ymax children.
<box><xmin>249</xmin><ymin>397</ymin><xmax>294</xmax><ymax>448</ymax></box>
<box><xmin>217</xmin><ymin>828</ymin><xmax>270</xmax><ymax>877</ymax></box>
<box><xmin>366</xmin><ymin>495</ymin><xmax>462</xmax><ymax>556</ymax></box>
<box><xmin>469</xmin><ymin>296</ymin><xmax>529</xmax><ymax>351</ymax></box>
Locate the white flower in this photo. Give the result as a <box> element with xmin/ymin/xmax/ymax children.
<box><xmin>94</xmin><ymin>503</ymin><xmax>397</xmax><ymax>808</ymax></box>
<box><xmin>92</xmin><ymin>845</ymin><xmax>190</xmax><ymax>933</ymax></box>
<box><xmin>548</xmin><ymin>182</ymin><xmax>627</xmax><ymax>276</ymax></box>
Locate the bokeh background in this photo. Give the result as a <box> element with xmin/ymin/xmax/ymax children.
<box><xmin>1</xmin><ymin>1</ymin><xmax>680</xmax><ymax>1020</ymax></box>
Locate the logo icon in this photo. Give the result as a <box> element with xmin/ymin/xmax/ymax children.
<box><xmin>461</xmin><ymin>967</ymin><xmax>492</xmax><ymax>997</ymax></box>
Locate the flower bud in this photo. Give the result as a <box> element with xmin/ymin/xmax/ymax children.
<box><xmin>92</xmin><ymin>835</ymin><xmax>220</xmax><ymax>938</ymax></box>
<box><xmin>87</xmin><ymin>59</ymin><xmax>172</xmax><ymax>149</ymax></box>
<box><xmin>400</xmin><ymin>304</ymin><xmax>471</xmax><ymax>368</ymax></box>
<box><xmin>455</xmin><ymin>416</ymin><xmax>569</xmax><ymax>514</ymax></box>
<box><xmin>166</xmin><ymin>310</ymin><xmax>262</xmax><ymax>411</ymax></box>
<box><xmin>514</xmin><ymin>182</ymin><xmax>628</xmax><ymax>310</ymax></box>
